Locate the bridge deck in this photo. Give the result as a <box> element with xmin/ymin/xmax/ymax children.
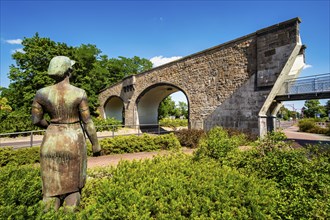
<box><xmin>275</xmin><ymin>73</ymin><xmax>330</xmax><ymax>101</ymax></box>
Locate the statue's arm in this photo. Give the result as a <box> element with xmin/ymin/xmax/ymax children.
<box><xmin>32</xmin><ymin>99</ymin><xmax>49</xmax><ymax>129</ymax></box>
<box><xmin>79</xmin><ymin>93</ymin><xmax>101</xmax><ymax>155</ymax></box>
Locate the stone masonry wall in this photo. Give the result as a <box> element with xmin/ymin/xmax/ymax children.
<box><xmin>98</xmin><ymin>18</ymin><xmax>301</xmax><ymax>135</ymax></box>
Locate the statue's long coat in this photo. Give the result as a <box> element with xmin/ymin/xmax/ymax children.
<box><xmin>32</xmin><ymin>83</ymin><xmax>89</xmax><ymax>197</ymax></box>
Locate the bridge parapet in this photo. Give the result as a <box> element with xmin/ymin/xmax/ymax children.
<box><xmin>276</xmin><ymin>73</ymin><xmax>330</xmax><ymax>101</ymax></box>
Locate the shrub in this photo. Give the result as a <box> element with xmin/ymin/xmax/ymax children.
<box><xmin>194</xmin><ymin>127</ymin><xmax>248</xmax><ymax>161</ymax></box>
<box><xmin>0</xmin><ymin>164</ymin><xmax>42</xmax><ymax>219</ymax></box>
<box><xmin>299</xmin><ymin>118</ymin><xmax>316</xmax><ymax>132</ymax></box>
<box><xmin>93</xmin><ymin>117</ymin><xmax>122</xmax><ymax>132</ymax></box>
<box><xmin>223</xmin><ymin>143</ymin><xmax>330</xmax><ymax>219</ymax></box>
<box><xmin>87</xmin><ymin>133</ymin><xmax>181</xmax><ymax>156</ymax></box>
<box><xmin>298</xmin><ymin>118</ymin><xmax>327</xmax><ymax>134</ymax></box>
<box><xmin>0</xmin><ymin>113</ymin><xmax>38</xmax><ymax>134</ymax></box>
<box><xmin>175</xmin><ymin>129</ymin><xmax>205</xmax><ymax>148</ymax></box>
<box><xmin>254</xmin><ymin>131</ymin><xmax>292</xmax><ymax>156</ymax></box>
<box><xmin>159</xmin><ymin>118</ymin><xmax>188</xmax><ymax>128</ymax></box>
<box><xmin>1</xmin><ymin>146</ymin><xmax>329</xmax><ymax>219</ymax></box>
<box><xmin>79</xmin><ymin>155</ymin><xmax>280</xmax><ymax>219</ymax></box>
<box><xmin>0</xmin><ymin>147</ymin><xmax>40</xmax><ymax>167</ymax></box>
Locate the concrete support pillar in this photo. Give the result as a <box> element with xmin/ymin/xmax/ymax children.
<box><xmin>258</xmin><ymin>116</ymin><xmax>268</xmax><ymax>137</ymax></box>
<box><xmin>124</xmin><ymin>102</ymin><xmax>137</xmax><ymax>126</ymax></box>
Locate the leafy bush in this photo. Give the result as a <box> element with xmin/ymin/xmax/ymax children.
<box><xmin>159</xmin><ymin>118</ymin><xmax>188</xmax><ymax>128</ymax></box>
<box><xmin>0</xmin><ymin>147</ymin><xmax>40</xmax><ymax>167</ymax></box>
<box><xmin>221</xmin><ymin>138</ymin><xmax>330</xmax><ymax>219</ymax></box>
<box><xmin>175</xmin><ymin>129</ymin><xmax>205</xmax><ymax>148</ymax></box>
<box><xmin>1</xmin><ymin>143</ymin><xmax>330</xmax><ymax>219</ymax></box>
<box><xmin>80</xmin><ymin>155</ymin><xmax>280</xmax><ymax>219</ymax></box>
<box><xmin>93</xmin><ymin>117</ymin><xmax>122</xmax><ymax>132</ymax></box>
<box><xmin>254</xmin><ymin>131</ymin><xmax>292</xmax><ymax>156</ymax></box>
<box><xmin>92</xmin><ymin>133</ymin><xmax>181</xmax><ymax>156</ymax></box>
<box><xmin>0</xmin><ymin>164</ymin><xmax>42</xmax><ymax>219</ymax></box>
<box><xmin>298</xmin><ymin>118</ymin><xmax>328</xmax><ymax>134</ymax></box>
<box><xmin>194</xmin><ymin>127</ymin><xmax>248</xmax><ymax>161</ymax></box>
<box><xmin>225</xmin><ymin>127</ymin><xmax>258</xmax><ymax>142</ymax></box>
<box><xmin>0</xmin><ymin>113</ymin><xmax>37</xmax><ymax>134</ymax></box>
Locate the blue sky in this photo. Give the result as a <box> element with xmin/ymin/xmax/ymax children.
<box><xmin>1</xmin><ymin>0</ymin><xmax>329</xmax><ymax>111</ymax></box>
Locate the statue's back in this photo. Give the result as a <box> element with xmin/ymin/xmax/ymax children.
<box><xmin>34</xmin><ymin>83</ymin><xmax>88</xmax><ymax>197</ymax></box>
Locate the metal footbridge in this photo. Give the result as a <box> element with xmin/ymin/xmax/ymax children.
<box><xmin>275</xmin><ymin>73</ymin><xmax>330</xmax><ymax>101</ymax></box>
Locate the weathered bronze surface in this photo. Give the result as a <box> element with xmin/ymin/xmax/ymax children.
<box><xmin>32</xmin><ymin>56</ymin><xmax>101</xmax><ymax>210</ymax></box>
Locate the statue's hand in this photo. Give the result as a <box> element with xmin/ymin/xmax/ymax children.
<box><xmin>93</xmin><ymin>150</ymin><xmax>103</xmax><ymax>157</ymax></box>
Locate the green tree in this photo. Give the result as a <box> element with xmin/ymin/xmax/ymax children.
<box><xmin>1</xmin><ymin>33</ymin><xmax>153</xmax><ymax>131</ymax></box>
<box><xmin>107</xmin><ymin>56</ymin><xmax>152</xmax><ymax>82</ymax></box>
<box><xmin>303</xmin><ymin>99</ymin><xmax>326</xmax><ymax>118</ymax></box>
<box><xmin>177</xmin><ymin>101</ymin><xmax>188</xmax><ymax>118</ymax></box>
<box><xmin>6</xmin><ymin>33</ymin><xmax>75</xmax><ymax>112</ymax></box>
<box><xmin>71</xmin><ymin>44</ymin><xmax>105</xmax><ymax>115</ymax></box>
<box><xmin>277</xmin><ymin>106</ymin><xmax>297</xmax><ymax>120</ymax></box>
<box><xmin>0</xmin><ymin>97</ymin><xmax>12</xmax><ymax>119</ymax></box>
<box><xmin>4</xmin><ymin>33</ymin><xmax>153</xmax><ymax>117</ymax></box>
<box><xmin>158</xmin><ymin>96</ymin><xmax>177</xmax><ymax>119</ymax></box>
<box><xmin>325</xmin><ymin>100</ymin><xmax>330</xmax><ymax>115</ymax></box>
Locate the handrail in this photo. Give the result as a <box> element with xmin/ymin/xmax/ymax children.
<box><xmin>285</xmin><ymin>73</ymin><xmax>330</xmax><ymax>82</ymax></box>
<box><xmin>281</xmin><ymin>73</ymin><xmax>330</xmax><ymax>96</ymax></box>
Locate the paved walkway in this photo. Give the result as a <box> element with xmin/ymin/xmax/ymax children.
<box><xmin>282</xmin><ymin>125</ymin><xmax>330</xmax><ymax>148</ymax></box>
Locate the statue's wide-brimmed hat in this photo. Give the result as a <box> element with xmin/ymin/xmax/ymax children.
<box><xmin>48</xmin><ymin>56</ymin><xmax>75</xmax><ymax>77</ymax></box>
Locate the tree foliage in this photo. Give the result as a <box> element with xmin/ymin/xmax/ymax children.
<box><xmin>303</xmin><ymin>99</ymin><xmax>326</xmax><ymax>118</ymax></box>
<box><xmin>1</xmin><ymin>33</ymin><xmax>152</xmax><ymax>132</ymax></box>
<box><xmin>277</xmin><ymin>106</ymin><xmax>297</xmax><ymax>120</ymax></box>
<box><xmin>158</xmin><ymin>96</ymin><xmax>178</xmax><ymax>119</ymax></box>
<box><xmin>158</xmin><ymin>96</ymin><xmax>188</xmax><ymax>120</ymax></box>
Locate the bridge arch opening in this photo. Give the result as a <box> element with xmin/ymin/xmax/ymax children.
<box><xmin>135</xmin><ymin>83</ymin><xmax>189</xmax><ymax>126</ymax></box>
<box><xmin>104</xmin><ymin>96</ymin><xmax>124</xmax><ymax>123</ymax></box>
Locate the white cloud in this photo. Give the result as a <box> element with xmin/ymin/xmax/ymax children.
<box><xmin>11</xmin><ymin>48</ymin><xmax>25</xmax><ymax>54</ymax></box>
<box><xmin>150</xmin><ymin>56</ymin><xmax>182</xmax><ymax>67</ymax></box>
<box><xmin>6</xmin><ymin>39</ymin><xmax>22</xmax><ymax>44</ymax></box>
<box><xmin>303</xmin><ymin>64</ymin><xmax>312</xmax><ymax>70</ymax></box>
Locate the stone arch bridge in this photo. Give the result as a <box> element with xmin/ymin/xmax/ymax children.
<box><xmin>98</xmin><ymin>18</ymin><xmax>305</xmax><ymax>137</ymax></box>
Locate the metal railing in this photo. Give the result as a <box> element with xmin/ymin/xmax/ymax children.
<box><xmin>0</xmin><ymin>124</ymin><xmax>177</xmax><ymax>149</ymax></box>
<box><xmin>282</xmin><ymin>73</ymin><xmax>330</xmax><ymax>95</ymax></box>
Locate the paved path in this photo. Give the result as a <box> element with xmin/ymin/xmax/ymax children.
<box><xmin>282</xmin><ymin>125</ymin><xmax>330</xmax><ymax>147</ymax></box>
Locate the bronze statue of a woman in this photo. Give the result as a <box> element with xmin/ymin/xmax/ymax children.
<box><xmin>32</xmin><ymin>56</ymin><xmax>101</xmax><ymax>210</ymax></box>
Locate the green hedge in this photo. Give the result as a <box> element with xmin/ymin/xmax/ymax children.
<box><xmin>93</xmin><ymin>117</ymin><xmax>122</xmax><ymax>132</ymax></box>
<box><xmin>89</xmin><ymin>133</ymin><xmax>181</xmax><ymax>156</ymax></box>
<box><xmin>0</xmin><ymin>164</ymin><xmax>42</xmax><ymax>219</ymax></box>
<box><xmin>159</xmin><ymin>118</ymin><xmax>188</xmax><ymax>128</ymax></box>
<box><xmin>0</xmin><ymin>147</ymin><xmax>40</xmax><ymax>167</ymax></box>
<box><xmin>195</xmin><ymin>128</ymin><xmax>330</xmax><ymax>219</ymax></box>
<box><xmin>298</xmin><ymin>118</ymin><xmax>329</xmax><ymax>134</ymax></box>
<box><xmin>0</xmin><ymin>127</ymin><xmax>329</xmax><ymax>219</ymax></box>
<box><xmin>0</xmin><ymin>133</ymin><xmax>181</xmax><ymax>167</ymax></box>
<box><xmin>194</xmin><ymin>127</ymin><xmax>248</xmax><ymax>161</ymax></box>
<box><xmin>0</xmin><ymin>155</ymin><xmax>281</xmax><ymax>219</ymax></box>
